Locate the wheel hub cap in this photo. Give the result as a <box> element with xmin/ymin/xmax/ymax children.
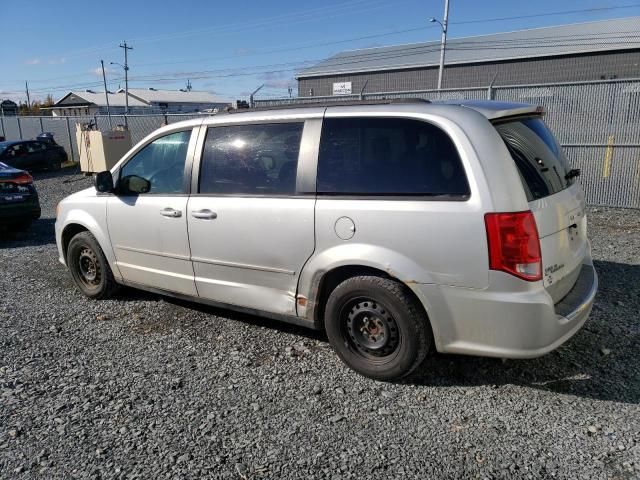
<box><xmin>346</xmin><ymin>300</ymin><xmax>399</xmax><ymax>357</ymax></box>
<box><xmin>78</xmin><ymin>248</ymin><xmax>99</xmax><ymax>284</ymax></box>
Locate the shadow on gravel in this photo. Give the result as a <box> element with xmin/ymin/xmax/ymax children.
<box><xmin>30</xmin><ymin>166</ymin><xmax>82</xmax><ymax>182</ymax></box>
<box><xmin>405</xmin><ymin>260</ymin><xmax>640</xmax><ymax>405</ymax></box>
<box><xmin>0</xmin><ymin>218</ymin><xmax>56</xmax><ymax>248</ymax></box>
<box><xmin>115</xmin><ymin>286</ymin><xmax>327</xmax><ymax>341</ymax></box>
<box><xmin>110</xmin><ymin>260</ymin><xmax>638</xmax><ymax>404</ymax></box>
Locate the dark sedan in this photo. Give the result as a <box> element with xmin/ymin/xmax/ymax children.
<box><xmin>0</xmin><ymin>162</ymin><xmax>41</xmax><ymax>230</ymax></box>
<box><xmin>0</xmin><ymin>139</ymin><xmax>67</xmax><ymax>171</ymax></box>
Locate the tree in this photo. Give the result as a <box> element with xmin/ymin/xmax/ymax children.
<box><xmin>17</xmin><ymin>94</ymin><xmax>55</xmax><ymax>116</ymax></box>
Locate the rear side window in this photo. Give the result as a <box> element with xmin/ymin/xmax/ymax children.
<box><xmin>199</xmin><ymin>123</ymin><xmax>303</xmax><ymax>195</ymax></box>
<box><xmin>317</xmin><ymin>117</ymin><xmax>469</xmax><ymax>197</ymax></box>
<box><xmin>494</xmin><ymin>117</ymin><xmax>573</xmax><ymax>201</ymax></box>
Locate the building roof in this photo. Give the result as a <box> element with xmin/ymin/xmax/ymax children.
<box><xmin>54</xmin><ymin>91</ymin><xmax>147</xmax><ymax>108</ymax></box>
<box><xmin>297</xmin><ymin>16</ymin><xmax>640</xmax><ymax>78</ymax></box>
<box><xmin>121</xmin><ymin>88</ymin><xmax>228</xmax><ymax>104</ymax></box>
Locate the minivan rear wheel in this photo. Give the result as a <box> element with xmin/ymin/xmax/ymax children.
<box><xmin>324</xmin><ymin>276</ymin><xmax>431</xmax><ymax>381</ymax></box>
<box><xmin>67</xmin><ymin>231</ymin><xmax>118</xmax><ymax>299</ymax></box>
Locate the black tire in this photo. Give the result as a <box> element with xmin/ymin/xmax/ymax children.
<box><xmin>324</xmin><ymin>275</ymin><xmax>431</xmax><ymax>381</ymax></box>
<box><xmin>48</xmin><ymin>157</ymin><xmax>62</xmax><ymax>171</ymax></box>
<box><xmin>67</xmin><ymin>231</ymin><xmax>118</xmax><ymax>299</ymax></box>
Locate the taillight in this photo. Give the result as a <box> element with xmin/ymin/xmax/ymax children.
<box><xmin>10</xmin><ymin>172</ymin><xmax>33</xmax><ymax>185</ymax></box>
<box><xmin>484</xmin><ymin>211</ymin><xmax>542</xmax><ymax>282</ymax></box>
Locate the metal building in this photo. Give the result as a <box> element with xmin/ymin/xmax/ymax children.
<box><xmin>297</xmin><ymin>17</ymin><xmax>640</xmax><ymax>96</ymax></box>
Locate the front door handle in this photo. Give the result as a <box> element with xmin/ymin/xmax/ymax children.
<box><xmin>191</xmin><ymin>209</ymin><xmax>217</xmax><ymax>220</ymax></box>
<box><xmin>160</xmin><ymin>207</ymin><xmax>182</xmax><ymax>218</ymax></box>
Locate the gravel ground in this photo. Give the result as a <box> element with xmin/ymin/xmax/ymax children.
<box><xmin>1</xmin><ymin>169</ymin><xmax>638</xmax><ymax>479</ymax></box>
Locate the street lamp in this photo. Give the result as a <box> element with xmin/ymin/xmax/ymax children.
<box><xmin>429</xmin><ymin>0</ymin><xmax>450</xmax><ymax>91</ymax></box>
<box><xmin>110</xmin><ymin>61</ymin><xmax>129</xmax><ymax>114</ymax></box>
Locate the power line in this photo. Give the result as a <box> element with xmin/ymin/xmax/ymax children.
<box><xmin>450</xmin><ymin>4</ymin><xmax>640</xmax><ymax>25</ymax></box>
<box><xmin>10</xmin><ymin>8</ymin><xmax>640</xmax><ymax>97</ymax></box>
<box><xmin>35</xmin><ymin>0</ymin><xmax>394</xmax><ymax>62</ymax></box>
<box><xmin>21</xmin><ymin>31</ymin><xmax>640</xmax><ymax>95</ymax></box>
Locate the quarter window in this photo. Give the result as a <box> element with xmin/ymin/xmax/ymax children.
<box><xmin>199</xmin><ymin>123</ymin><xmax>303</xmax><ymax>195</ymax></box>
<box><xmin>119</xmin><ymin>130</ymin><xmax>191</xmax><ymax>194</ymax></box>
<box><xmin>317</xmin><ymin>117</ymin><xmax>469</xmax><ymax>196</ymax></box>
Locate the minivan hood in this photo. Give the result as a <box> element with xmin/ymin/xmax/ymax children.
<box><xmin>62</xmin><ymin>186</ymin><xmax>96</xmax><ymax>203</ymax></box>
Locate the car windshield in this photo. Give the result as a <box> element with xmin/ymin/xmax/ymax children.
<box><xmin>0</xmin><ymin>142</ymin><xmax>12</xmax><ymax>154</ymax></box>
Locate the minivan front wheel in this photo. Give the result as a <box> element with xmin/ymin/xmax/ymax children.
<box><xmin>67</xmin><ymin>231</ymin><xmax>118</xmax><ymax>299</ymax></box>
<box><xmin>325</xmin><ymin>276</ymin><xmax>431</xmax><ymax>381</ymax></box>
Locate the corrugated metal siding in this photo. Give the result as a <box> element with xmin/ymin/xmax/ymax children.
<box><xmin>298</xmin><ymin>51</ymin><xmax>640</xmax><ymax>96</ymax></box>
<box><xmin>298</xmin><ymin>17</ymin><xmax>640</xmax><ymax>77</ymax></box>
<box><xmin>256</xmin><ymin>78</ymin><xmax>640</xmax><ymax>209</ymax></box>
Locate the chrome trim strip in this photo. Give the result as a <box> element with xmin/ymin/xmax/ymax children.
<box><xmin>116</xmin><ymin>245</ymin><xmax>191</xmax><ymax>261</ymax></box>
<box><xmin>191</xmin><ymin>256</ymin><xmax>295</xmax><ymax>275</ymax></box>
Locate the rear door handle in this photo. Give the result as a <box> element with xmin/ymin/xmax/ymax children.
<box><xmin>191</xmin><ymin>209</ymin><xmax>217</xmax><ymax>220</ymax></box>
<box><xmin>160</xmin><ymin>207</ymin><xmax>182</xmax><ymax>218</ymax></box>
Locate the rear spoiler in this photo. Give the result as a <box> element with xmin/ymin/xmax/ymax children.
<box><xmin>445</xmin><ymin>100</ymin><xmax>544</xmax><ymax>121</ymax></box>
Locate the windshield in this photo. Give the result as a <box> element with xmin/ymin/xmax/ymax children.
<box><xmin>0</xmin><ymin>142</ymin><xmax>11</xmax><ymax>154</ymax></box>
<box><xmin>494</xmin><ymin>117</ymin><xmax>574</xmax><ymax>201</ymax></box>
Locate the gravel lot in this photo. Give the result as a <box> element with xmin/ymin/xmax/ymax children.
<box><xmin>1</xmin><ymin>169</ymin><xmax>638</xmax><ymax>479</ymax></box>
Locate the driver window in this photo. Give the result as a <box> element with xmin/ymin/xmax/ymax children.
<box><xmin>119</xmin><ymin>130</ymin><xmax>191</xmax><ymax>194</ymax></box>
<box><xmin>199</xmin><ymin>122</ymin><xmax>303</xmax><ymax>195</ymax></box>
<box><xmin>8</xmin><ymin>144</ymin><xmax>26</xmax><ymax>158</ymax></box>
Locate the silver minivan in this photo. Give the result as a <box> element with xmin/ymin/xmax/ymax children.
<box><xmin>55</xmin><ymin>100</ymin><xmax>597</xmax><ymax>380</ymax></box>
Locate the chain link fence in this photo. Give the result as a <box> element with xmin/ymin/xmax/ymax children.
<box><xmin>1</xmin><ymin>79</ymin><xmax>638</xmax><ymax>208</ymax></box>
<box><xmin>255</xmin><ymin>78</ymin><xmax>640</xmax><ymax>209</ymax></box>
<box><xmin>0</xmin><ymin>113</ymin><xmax>207</xmax><ymax>170</ymax></box>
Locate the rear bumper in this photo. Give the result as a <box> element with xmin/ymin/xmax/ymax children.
<box><xmin>0</xmin><ymin>199</ymin><xmax>41</xmax><ymax>223</ymax></box>
<box><xmin>411</xmin><ymin>261</ymin><xmax>598</xmax><ymax>359</ymax></box>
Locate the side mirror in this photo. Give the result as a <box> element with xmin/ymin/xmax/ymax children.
<box><xmin>120</xmin><ymin>175</ymin><xmax>151</xmax><ymax>195</ymax></box>
<box><xmin>95</xmin><ymin>171</ymin><xmax>114</xmax><ymax>193</ymax></box>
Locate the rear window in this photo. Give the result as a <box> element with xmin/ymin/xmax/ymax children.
<box><xmin>317</xmin><ymin>117</ymin><xmax>469</xmax><ymax>197</ymax></box>
<box><xmin>494</xmin><ymin>117</ymin><xmax>574</xmax><ymax>201</ymax></box>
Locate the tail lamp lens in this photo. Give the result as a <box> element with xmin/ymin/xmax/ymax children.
<box><xmin>11</xmin><ymin>173</ymin><xmax>34</xmax><ymax>185</ymax></box>
<box><xmin>484</xmin><ymin>211</ymin><xmax>542</xmax><ymax>282</ymax></box>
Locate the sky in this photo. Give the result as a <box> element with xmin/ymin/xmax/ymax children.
<box><xmin>1</xmin><ymin>0</ymin><xmax>639</xmax><ymax>103</ymax></box>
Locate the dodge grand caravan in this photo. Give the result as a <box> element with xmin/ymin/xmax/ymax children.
<box><xmin>55</xmin><ymin>100</ymin><xmax>597</xmax><ymax>380</ymax></box>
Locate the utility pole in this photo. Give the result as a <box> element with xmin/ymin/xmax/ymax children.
<box><xmin>186</xmin><ymin>79</ymin><xmax>192</xmax><ymax>92</ymax></box>
<box><xmin>25</xmin><ymin>81</ymin><xmax>31</xmax><ymax>113</ymax></box>
<box><xmin>437</xmin><ymin>0</ymin><xmax>450</xmax><ymax>90</ymax></box>
<box><xmin>101</xmin><ymin>60</ymin><xmax>113</xmax><ymax>129</ymax></box>
<box><xmin>119</xmin><ymin>41</ymin><xmax>133</xmax><ymax>114</ymax></box>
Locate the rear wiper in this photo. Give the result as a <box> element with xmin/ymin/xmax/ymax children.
<box><xmin>565</xmin><ymin>168</ymin><xmax>581</xmax><ymax>180</ymax></box>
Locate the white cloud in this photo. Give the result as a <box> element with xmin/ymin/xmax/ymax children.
<box><xmin>260</xmin><ymin>71</ymin><xmax>294</xmax><ymax>89</ymax></box>
<box><xmin>89</xmin><ymin>67</ymin><xmax>118</xmax><ymax>77</ymax></box>
<box><xmin>25</xmin><ymin>58</ymin><xmax>41</xmax><ymax>65</ymax></box>
<box><xmin>48</xmin><ymin>58</ymin><xmax>66</xmax><ymax>65</ymax></box>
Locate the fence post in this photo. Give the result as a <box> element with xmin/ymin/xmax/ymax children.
<box><xmin>17</xmin><ymin>117</ymin><xmax>22</xmax><ymax>139</ymax></box>
<box><xmin>66</xmin><ymin>117</ymin><xmax>75</xmax><ymax>162</ymax></box>
<box><xmin>39</xmin><ymin>117</ymin><xmax>44</xmax><ymax>133</ymax></box>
